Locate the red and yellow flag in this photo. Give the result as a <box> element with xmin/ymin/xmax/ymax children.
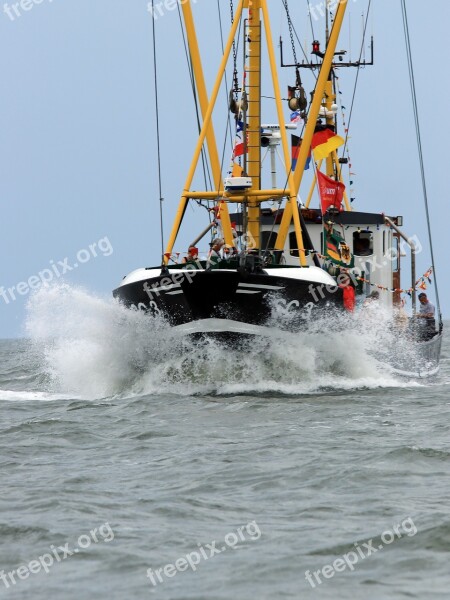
<box><xmin>312</xmin><ymin>129</ymin><xmax>344</xmax><ymax>160</ymax></box>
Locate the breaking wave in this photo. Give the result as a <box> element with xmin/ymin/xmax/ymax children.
<box><xmin>23</xmin><ymin>283</ymin><xmax>417</xmax><ymax>399</ymax></box>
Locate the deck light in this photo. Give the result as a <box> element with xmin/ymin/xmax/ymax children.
<box><xmin>312</xmin><ymin>40</ymin><xmax>321</xmax><ymax>55</ymax></box>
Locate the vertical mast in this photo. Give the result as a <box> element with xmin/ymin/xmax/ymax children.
<box><xmin>324</xmin><ymin>0</ymin><xmax>336</xmax><ymax>179</ymax></box>
<box><xmin>246</xmin><ymin>0</ymin><xmax>262</xmax><ymax>249</ymax></box>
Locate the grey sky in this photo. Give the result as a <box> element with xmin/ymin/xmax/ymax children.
<box><xmin>1</xmin><ymin>0</ymin><xmax>448</xmax><ymax>338</ymax></box>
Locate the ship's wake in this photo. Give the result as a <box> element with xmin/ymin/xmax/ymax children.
<box><xmin>23</xmin><ymin>283</ymin><xmax>420</xmax><ymax>399</ymax></box>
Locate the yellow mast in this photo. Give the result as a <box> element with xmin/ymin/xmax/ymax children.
<box><xmin>164</xmin><ymin>0</ymin><xmax>348</xmax><ymax>265</ymax></box>
<box><xmin>324</xmin><ymin>0</ymin><xmax>334</xmax><ymax>179</ymax></box>
<box><xmin>246</xmin><ymin>0</ymin><xmax>262</xmax><ymax>249</ymax></box>
<box><xmin>332</xmin><ymin>149</ymin><xmax>351</xmax><ymax>211</ymax></box>
<box><xmin>275</xmin><ymin>0</ymin><xmax>348</xmax><ymax>251</ymax></box>
<box><xmin>324</xmin><ymin>79</ymin><xmax>336</xmax><ymax>178</ymax></box>
<box><xmin>324</xmin><ymin>0</ymin><xmax>350</xmax><ymax>211</ymax></box>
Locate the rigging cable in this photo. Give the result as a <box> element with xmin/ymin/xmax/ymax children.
<box><xmin>176</xmin><ymin>4</ymin><xmax>212</xmax><ymax>193</ymax></box>
<box><xmin>151</xmin><ymin>0</ymin><xmax>165</xmax><ymax>262</ymax></box>
<box><xmin>306</xmin><ymin>0</ymin><xmax>316</xmax><ymax>47</ymax></box>
<box><xmin>281</xmin><ymin>0</ymin><xmax>318</xmax><ymax>80</ymax></box>
<box><xmin>217</xmin><ymin>0</ymin><xmax>234</xmax><ymax>160</ymax></box>
<box><xmin>217</xmin><ymin>0</ymin><xmax>243</xmax><ymax>182</ymax></box>
<box><xmin>401</xmin><ymin>0</ymin><xmax>442</xmax><ymax>324</ymax></box>
<box><xmin>342</xmin><ymin>0</ymin><xmax>371</xmax><ymax>158</ymax></box>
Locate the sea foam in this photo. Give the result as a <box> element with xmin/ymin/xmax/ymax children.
<box><xmin>24</xmin><ymin>283</ymin><xmax>412</xmax><ymax>399</ymax></box>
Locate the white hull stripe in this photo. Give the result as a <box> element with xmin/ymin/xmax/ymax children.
<box><xmin>155</xmin><ymin>284</ymin><xmax>181</xmax><ymax>292</ymax></box>
<box><xmin>237</xmin><ymin>283</ymin><xmax>284</xmax><ymax>291</ymax></box>
<box><xmin>236</xmin><ymin>290</ymin><xmax>260</xmax><ymax>295</ymax></box>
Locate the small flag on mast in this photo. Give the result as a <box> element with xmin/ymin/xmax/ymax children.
<box><xmin>291</xmin><ymin>135</ymin><xmax>311</xmax><ymax>171</ymax></box>
<box><xmin>317</xmin><ymin>170</ymin><xmax>345</xmax><ymax>214</ymax></box>
<box><xmin>232</xmin><ymin>163</ymin><xmax>244</xmax><ymax>177</ymax></box>
<box><xmin>233</xmin><ymin>140</ymin><xmax>245</xmax><ymax>158</ymax></box>
<box><xmin>311</xmin><ymin>128</ymin><xmax>344</xmax><ymax>160</ymax></box>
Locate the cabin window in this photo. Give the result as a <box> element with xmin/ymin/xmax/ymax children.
<box><xmin>383</xmin><ymin>231</ymin><xmax>386</xmax><ymax>254</ymax></box>
<box><xmin>393</xmin><ymin>236</ymin><xmax>400</xmax><ymax>272</ymax></box>
<box><xmin>261</xmin><ymin>231</ymin><xmax>278</xmax><ymax>252</ymax></box>
<box><xmin>353</xmin><ymin>231</ymin><xmax>373</xmax><ymax>256</ymax></box>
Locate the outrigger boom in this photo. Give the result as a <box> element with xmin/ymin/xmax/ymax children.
<box><xmin>164</xmin><ymin>0</ymin><xmax>349</xmax><ymax>266</ymax></box>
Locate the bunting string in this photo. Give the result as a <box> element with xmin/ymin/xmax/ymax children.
<box><xmin>342</xmin><ymin>265</ymin><xmax>434</xmax><ymax>296</ymax></box>
<box><xmin>306</xmin><ymin>250</ymin><xmax>434</xmax><ymax>295</ymax></box>
<box><xmin>335</xmin><ymin>77</ymin><xmax>356</xmax><ymax>203</ymax></box>
<box><xmin>166</xmin><ymin>247</ymin><xmax>434</xmax><ymax>297</ymax></box>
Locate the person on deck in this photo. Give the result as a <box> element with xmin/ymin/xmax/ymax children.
<box><xmin>207</xmin><ymin>238</ymin><xmax>225</xmax><ymax>268</ymax></box>
<box><xmin>339</xmin><ymin>274</ymin><xmax>356</xmax><ymax>313</ymax></box>
<box><xmin>413</xmin><ymin>292</ymin><xmax>436</xmax><ymax>340</ymax></box>
<box><xmin>182</xmin><ymin>246</ymin><xmax>199</xmax><ymax>264</ymax></box>
<box><xmin>417</xmin><ymin>292</ymin><xmax>435</xmax><ymax>320</ymax></box>
<box><xmin>209</xmin><ymin>238</ymin><xmax>224</xmax><ymax>259</ymax></box>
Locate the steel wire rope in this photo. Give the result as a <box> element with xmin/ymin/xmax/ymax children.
<box><xmin>176</xmin><ymin>3</ymin><xmax>213</xmax><ymax>195</ymax></box>
<box><xmin>401</xmin><ymin>0</ymin><xmax>442</xmax><ymax>323</ymax></box>
<box><xmin>217</xmin><ymin>0</ymin><xmax>234</xmax><ymax>168</ymax></box>
<box><xmin>259</xmin><ymin>1</ymin><xmax>306</xmax><ymax>258</ymax></box>
<box><xmin>306</xmin><ymin>0</ymin><xmax>316</xmax><ymax>49</ymax></box>
<box><xmin>341</xmin><ymin>0</ymin><xmax>372</xmax><ymax>157</ymax></box>
<box><xmin>217</xmin><ymin>0</ymin><xmax>245</xmax><ymax>253</ymax></box>
<box><xmin>151</xmin><ymin>0</ymin><xmax>165</xmax><ymax>261</ymax></box>
<box><xmin>261</xmin><ymin>119</ymin><xmax>307</xmax><ymax>259</ymax></box>
<box><xmin>280</xmin><ymin>0</ymin><xmax>318</xmax><ymax>80</ymax></box>
<box><xmin>217</xmin><ymin>0</ymin><xmax>243</xmax><ymax>183</ymax></box>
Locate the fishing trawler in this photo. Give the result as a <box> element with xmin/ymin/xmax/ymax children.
<box><xmin>113</xmin><ymin>0</ymin><xmax>442</xmax><ymax>377</ymax></box>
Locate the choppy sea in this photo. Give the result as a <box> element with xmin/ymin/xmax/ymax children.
<box><xmin>1</xmin><ymin>284</ymin><xmax>449</xmax><ymax>599</ymax></box>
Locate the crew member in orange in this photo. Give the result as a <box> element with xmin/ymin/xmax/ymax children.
<box><xmin>339</xmin><ymin>273</ymin><xmax>356</xmax><ymax>313</ymax></box>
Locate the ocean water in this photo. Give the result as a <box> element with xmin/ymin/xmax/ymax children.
<box><xmin>1</xmin><ymin>284</ymin><xmax>449</xmax><ymax>599</ymax></box>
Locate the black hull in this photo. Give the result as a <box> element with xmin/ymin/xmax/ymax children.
<box><xmin>113</xmin><ymin>267</ymin><xmax>443</xmax><ymax>378</ymax></box>
<box><xmin>113</xmin><ymin>268</ymin><xmax>342</xmax><ymax>330</ymax></box>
